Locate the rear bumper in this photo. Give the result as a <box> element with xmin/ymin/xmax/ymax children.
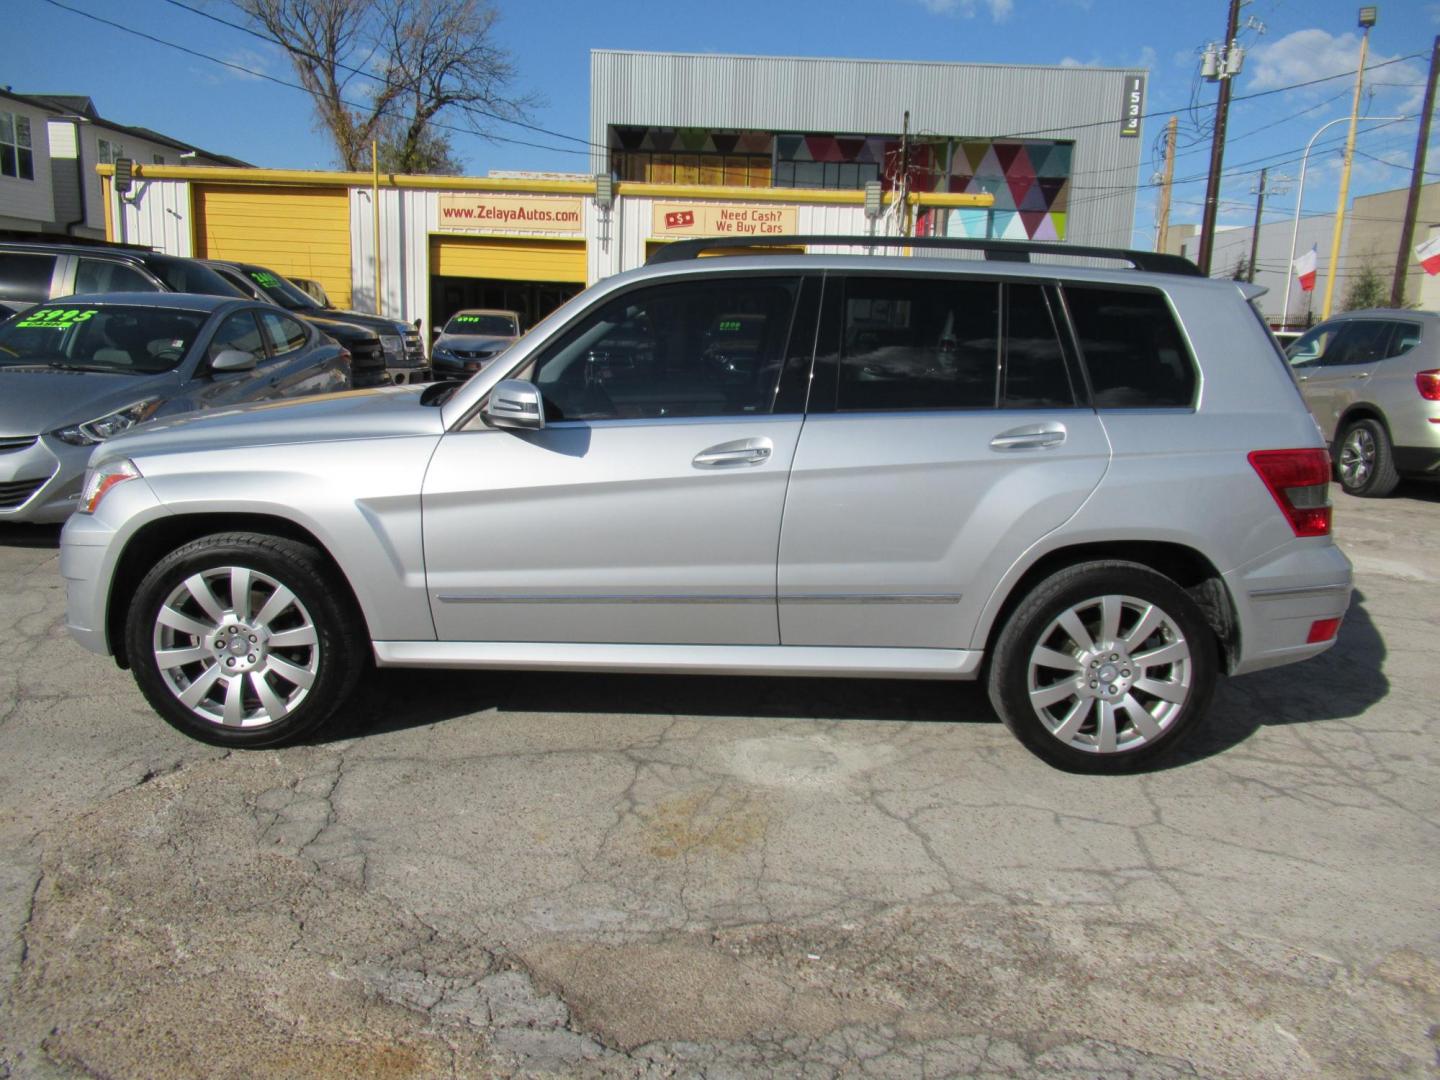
<box><xmin>1225</xmin><ymin>542</ymin><xmax>1354</xmax><ymax>676</ymax></box>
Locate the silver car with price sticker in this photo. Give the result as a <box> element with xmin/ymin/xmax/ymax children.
<box><xmin>60</xmin><ymin>237</ymin><xmax>1352</xmax><ymax>772</ymax></box>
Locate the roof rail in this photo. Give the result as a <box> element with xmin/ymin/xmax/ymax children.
<box><xmin>645</xmin><ymin>235</ymin><xmax>1202</xmax><ymax>277</ymax></box>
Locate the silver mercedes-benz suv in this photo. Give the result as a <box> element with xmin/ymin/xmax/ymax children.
<box><xmin>59</xmin><ymin>237</ymin><xmax>1353</xmax><ymax>772</ymax></box>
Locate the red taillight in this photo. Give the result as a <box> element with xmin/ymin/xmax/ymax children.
<box><xmin>1248</xmin><ymin>449</ymin><xmax>1332</xmax><ymax>538</ymax></box>
<box><xmin>1307</xmin><ymin>617</ymin><xmax>1342</xmax><ymax>644</ymax></box>
<box><xmin>1416</xmin><ymin>370</ymin><xmax>1440</xmax><ymax>401</ymax></box>
<box><xmin>338</xmin><ymin>348</ymin><xmax>353</xmax><ymax>367</ymax></box>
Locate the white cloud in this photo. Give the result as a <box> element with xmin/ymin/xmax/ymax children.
<box><xmin>914</xmin><ymin>0</ymin><xmax>1013</xmax><ymax>21</ymax></box>
<box><xmin>1247</xmin><ymin>28</ymin><xmax>1423</xmax><ymax>110</ymax></box>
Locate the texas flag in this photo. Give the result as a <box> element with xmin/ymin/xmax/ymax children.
<box><xmin>1293</xmin><ymin>245</ymin><xmax>1318</xmax><ymax>292</ymax></box>
<box><xmin>1416</xmin><ymin>235</ymin><xmax>1440</xmax><ymax>276</ymax></box>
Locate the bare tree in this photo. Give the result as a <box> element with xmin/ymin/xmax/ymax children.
<box><xmin>234</xmin><ymin>0</ymin><xmax>530</xmax><ymax>173</ymax></box>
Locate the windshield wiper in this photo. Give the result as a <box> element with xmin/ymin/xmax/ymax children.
<box><xmin>46</xmin><ymin>361</ymin><xmax>137</xmax><ymax>374</ymax></box>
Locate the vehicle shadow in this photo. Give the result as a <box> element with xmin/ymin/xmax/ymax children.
<box><xmin>1161</xmin><ymin>589</ymin><xmax>1387</xmax><ymax>768</ymax></box>
<box><xmin>1394</xmin><ymin>478</ymin><xmax>1440</xmax><ymax>503</ymax></box>
<box><xmin>343</xmin><ymin>596</ymin><xmax>1384</xmax><ymax>769</ymax></box>
<box><xmin>0</xmin><ymin>524</ymin><xmax>62</xmax><ymax>549</ymax></box>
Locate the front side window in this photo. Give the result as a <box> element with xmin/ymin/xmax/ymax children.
<box><xmin>1065</xmin><ymin>285</ymin><xmax>1196</xmax><ymax>408</ymax></box>
<box><xmin>0</xmin><ymin>305</ymin><xmax>206</xmax><ymax>373</ymax></box>
<box><xmin>835</xmin><ymin>277</ymin><xmax>1000</xmax><ymax>411</ymax></box>
<box><xmin>207</xmin><ymin>311</ymin><xmax>267</xmax><ymax>366</ymax></box>
<box><xmin>1286</xmin><ymin>323</ymin><xmax>1342</xmax><ymax>368</ymax></box>
<box><xmin>1326</xmin><ymin>320</ymin><xmax>1394</xmax><ymax>366</ymax></box>
<box><xmin>0</xmin><ymin>111</ymin><xmax>35</xmax><ymax>181</ymax></box>
<box><xmin>75</xmin><ymin>258</ymin><xmax>158</xmax><ymax>295</ymax></box>
<box><xmin>521</xmin><ymin>277</ymin><xmax>800</xmax><ymax>421</ymax></box>
<box><xmin>258</xmin><ymin>311</ymin><xmax>308</xmax><ymax>356</ymax></box>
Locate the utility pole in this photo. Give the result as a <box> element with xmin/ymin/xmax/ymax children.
<box><xmin>899</xmin><ymin>110</ymin><xmax>912</xmax><ymax>237</ymax></box>
<box><xmin>1156</xmin><ymin>115</ymin><xmax>1178</xmax><ymax>253</ymax></box>
<box><xmin>1247</xmin><ymin>168</ymin><xmax>1268</xmax><ymax>283</ymax></box>
<box><xmin>1322</xmin><ymin>5</ymin><xmax>1377</xmax><ymax>319</ymax></box>
<box><xmin>1197</xmin><ymin>0</ymin><xmax>1244</xmax><ymax>275</ymax></box>
<box><xmin>1390</xmin><ymin>34</ymin><xmax>1439</xmax><ymax>307</ymax></box>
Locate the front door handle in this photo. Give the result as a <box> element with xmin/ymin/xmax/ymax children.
<box><xmin>693</xmin><ymin>437</ymin><xmax>773</xmax><ymax>468</ymax></box>
<box><xmin>989</xmin><ymin>422</ymin><xmax>1067</xmax><ymax>451</ymax></box>
<box><xmin>1350</xmin><ymin>372</ymin><xmax>1370</xmax><ymax>379</ymax></box>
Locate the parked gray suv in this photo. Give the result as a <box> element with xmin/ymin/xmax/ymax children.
<box><xmin>59</xmin><ymin>238</ymin><xmax>1353</xmax><ymax>771</ymax></box>
<box><xmin>1285</xmin><ymin>309</ymin><xmax>1439</xmax><ymax>497</ymax></box>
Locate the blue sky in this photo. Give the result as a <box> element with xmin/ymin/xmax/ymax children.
<box><xmin>8</xmin><ymin>0</ymin><xmax>1438</xmax><ymax>249</ymax></box>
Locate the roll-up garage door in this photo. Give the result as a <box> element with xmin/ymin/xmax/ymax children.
<box><xmin>429</xmin><ymin>235</ymin><xmax>585</xmax><ymax>283</ymax></box>
<box><xmin>193</xmin><ymin>184</ymin><xmax>352</xmax><ymax>308</ymax></box>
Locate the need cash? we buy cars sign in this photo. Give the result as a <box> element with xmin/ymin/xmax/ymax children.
<box><xmin>652</xmin><ymin>203</ymin><xmax>798</xmax><ymax>238</ymax></box>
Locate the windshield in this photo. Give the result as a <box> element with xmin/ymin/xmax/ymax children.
<box><xmin>0</xmin><ymin>304</ymin><xmax>208</xmax><ymax>374</ymax></box>
<box><xmin>445</xmin><ymin>312</ymin><xmax>518</xmax><ymax>336</ymax></box>
<box><xmin>243</xmin><ymin>268</ymin><xmax>316</xmax><ymax>312</ymax></box>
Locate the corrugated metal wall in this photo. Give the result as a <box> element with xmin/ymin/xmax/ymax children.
<box><xmin>590</xmin><ymin>51</ymin><xmax>1145</xmax><ymax>248</ymax></box>
<box><xmin>112</xmin><ymin>178</ymin><xmax>193</xmax><ymax>257</ymax></box>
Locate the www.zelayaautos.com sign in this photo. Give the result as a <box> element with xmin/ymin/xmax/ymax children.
<box><xmin>437</xmin><ymin>194</ymin><xmax>584</xmax><ymax>234</ymax></box>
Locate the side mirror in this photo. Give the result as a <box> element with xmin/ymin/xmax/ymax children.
<box><xmin>483</xmin><ymin>378</ymin><xmax>545</xmax><ymax>430</ymax></box>
<box><xmin>211</xmin><ymin>349</ymin><xmax>258</xmax><ymax>373</ymax></box>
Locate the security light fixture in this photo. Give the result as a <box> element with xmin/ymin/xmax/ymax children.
<box><xmin>595</xmin><ymin>173</ymin><xmax>614</xmax><ymax>210</ymax></box>
<box><xmin>1358</xmin><ymin>6</ymin><xmax>1377</xmax><ymax>27</ymax></box>
<box><xmin>113</xmin><ymin>157</ymin><xmax>133</xmax><ymax>194</ymax></box>
<box><xmin>864</xmin><ymin>180</ymin><xmax>883</xmax><ymax>220</ymax></box>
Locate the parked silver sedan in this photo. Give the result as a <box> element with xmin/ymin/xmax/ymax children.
<box><xmin>0</xmin><ymin>294</ymin><xmax>351</xmax><ymax>523</ymax></box>
<box><xmin>431</xmin><ymin>308</ymin><xmax>521</xmax><ymax>377</ymax></box>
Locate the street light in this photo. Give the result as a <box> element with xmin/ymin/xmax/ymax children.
<box><xmin>1282</xmin><ymin>115</ymin><xmax>1404</xmax><ymax>329</ymax></box>
<box><xmin>1320</xmin><ymin>6</ymin><xmax>1378</xmax><ymax>319</ymax></box>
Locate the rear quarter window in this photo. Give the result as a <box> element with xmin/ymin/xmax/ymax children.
<box><xmin>0</xmin><ymin>252</ymin><xmax>56</xmax><ymax>302</ymax></box>
<box><xmin>1064</xmin><ymin>285</ymin><xmax>1197</xmax><ymax>408</ymax></box>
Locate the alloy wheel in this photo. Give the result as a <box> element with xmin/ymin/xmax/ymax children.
<box><xmin>1026</xmin><ymin>594</ymin><xmax>1192</xmax><ymax>755</ymax></box>
<box><xmin>151</xmin><ymin>566</ymin><xmax>320</xmax><ymax>728</ymax></box>
<box><xmin>1338</xmin><ymin>426</ymin><xmax>1375</xmax><ymax>490</ymax></box>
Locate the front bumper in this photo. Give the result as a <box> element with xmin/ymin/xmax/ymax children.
<box><xmin>0</xmin><ymin>435</ymin><xmax>93</xmax><ymax>524</ymax></box>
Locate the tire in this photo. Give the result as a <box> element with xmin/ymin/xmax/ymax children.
<box><xmin>124</xmin><ymin>532</ymin><xmax>366</xmax><ymax>748</ymax></box>
<box><xmin>1335</xmin><ymin>418</ymin><xmax>1400</xmax><ymax>498</ymax></box>
<box><xmin>986</xmin><ymin>561</ymin><xmax>1218</xmax><ymax>773</ymax></box>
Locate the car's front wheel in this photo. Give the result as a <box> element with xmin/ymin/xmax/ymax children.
<box><xmin>125</xmin><ymin>532</ymin><xmax>365</xmax><ymax>747</ymax></box>
<box><xmin>987</xmin><ymin>561</ymin><xmax>1218</xmax><ymax>772</ymax></box>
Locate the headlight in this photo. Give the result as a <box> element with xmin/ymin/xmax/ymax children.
<box><xmin>51</xmin><ymin>398</ymin><xmax>162</xmax><ymax>446</ymax></box>
<box><xmin>434</xmin><ymin>347</ymin><xmax>456</xmax><ymax>360</ymax></box>
<box><xmin>379</xmin><ymin>334</ymin><xmax>403</xmax><ymax>359</ymax></box>
<box><xmin>77</xmin><ymin>458</ymin><xmax>141</xmax><ymax>515</ymax></box>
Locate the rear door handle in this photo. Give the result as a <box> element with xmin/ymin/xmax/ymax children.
<box><xmin>693</xmin><ymin>437</ymin><xmax>773</xmax><ymax>468</ymax></box>
<box><xmin>989</xmin><ymin>422</ymin><xmax>1067</xmax><ymax>451</ymax></box>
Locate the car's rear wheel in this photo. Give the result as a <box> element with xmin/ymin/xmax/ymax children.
<box><xmin>987</xmin><ymin>561</ymin><xmax>1217</xmax><ymax>772</ymax></box>
<box><xmin>1336</xmin><ymin>418</ymin><xmax>1400</xmax><ymax>497</ymax></box>
<box><xmin>125</xmin><ymin>532</ymin><xmax>365</xmax><ymax>747</ymax></box>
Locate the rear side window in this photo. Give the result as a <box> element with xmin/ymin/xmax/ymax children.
<box><xmin>147</xmin><ymin>256</ymin><xmax>246</xmax><ymax>297</ymax></box>
<box><xmin>1003</xmin><ymin>284</ymin><xmax>1076</xmax><ymax>408</ymax></box>
<box><xmin>0</xmin><ymin>252</ymin><xmax>55</xmax><ymax>302</ymax></box>
<box><xmin>837</xmin><ymin>277</ymin><xmax>999</xmax><ymax>411</ymax></box>
<box><xmin>1065</xmin><ymin>285</ymin><xmax>1196</xmax><ymax>408</ymax></box>
<box><xmin>208</xmin><ymin>311</ymin><xmax>266</xmax><ymax>365</ymax></box>
<box><xmin>1326</xmin><ymin>320</ymin><xmax>1392</xmax><ymax>366</ymax></box>
<box><xmin>1388</xmin><ymin>322</ymin><xmax>1421</xmax><ymax>358</ymax></box>
<box><xmin>259</xmin><ymin>311</ymin><xmax>308</xmax><ymax>355</ymax></box>
<box><xmin>75</xmin><ymin>258</ymin><xmax>158</xmax><ymax>295</ymax></box>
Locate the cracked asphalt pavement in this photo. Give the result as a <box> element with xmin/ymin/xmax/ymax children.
<box><xmin>1</xmin><ymin>486</ymin><xmax>1438</xmax><ymax>1078</ymax></box>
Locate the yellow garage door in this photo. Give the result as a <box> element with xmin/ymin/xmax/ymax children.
<box><xmin>430</xmin><ymin>235</ymin><xmax>585</xmax><ymax>283</ymax></box>
<box><xmin>194</xmin><ymin>184</ymin><xmax>352</xmax><ymax>308</ymax></box>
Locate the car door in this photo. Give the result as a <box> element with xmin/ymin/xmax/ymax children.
<box><xmin>1293</xmin><ymin>320</ymin><xmax>1392</xmax><ymax>438</ymax></box>
<box><xmin>186</xmin><ymin>308</ymin><xmax>274</xmax><ymax>409</ymax></box>
<box><xmin>776</xmin><ymin>274</ymin><xmax>1110</xmax><ymax>649</ymax></box>
<box><xmin>421</xmin><ymin>273</ymin><xmax>818</xmax><ymax>645</ymax></box>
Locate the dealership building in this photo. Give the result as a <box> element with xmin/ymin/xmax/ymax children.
<box><xmin>104</xmin><ymin>50</ymin><xmax>1149</xmax><ymax>339</ymax></box>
